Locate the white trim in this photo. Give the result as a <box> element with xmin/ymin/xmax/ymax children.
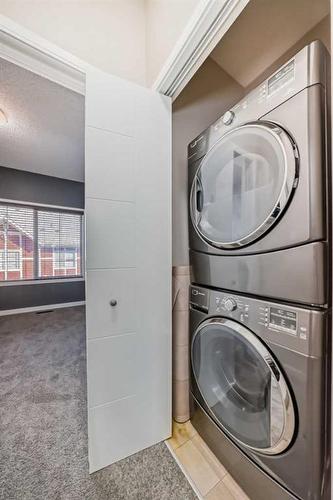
<box><xmin>0</xmin><ymin>14</ymin><xmax>88</xmax><ymax>94</ymax></box>
<box><xmin>0</xmin><ymin>277</ymin><xmax>85</xmax><ymax>287</ymax></box>
<box><xmin>0</xmin><ymin>300</ymin><xmax>85</xmax><ymax>316</ymax></box>
<box><xmin>152</xmin><ymin>0</ymin><xmax>249</xmax><ymax>100</ymax></box>
<box><xmin>164</xmin><ymin>441</ymin><xmax>203</xmax><ymax>499</ymax></box>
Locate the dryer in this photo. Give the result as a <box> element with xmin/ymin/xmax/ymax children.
<box><xmin>188</xmin><ymin>41</ymin><xmax>330</xmax><ymax>306</ymax></box>
<box><xmin>189</xmin><ymin>285</ymin><xmax>330</xmax><ymax>500</ymax></box>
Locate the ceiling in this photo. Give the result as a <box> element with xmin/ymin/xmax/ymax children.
<box><xmin>210</xmin><ymin>0</ymin><xmax>330</xmax><ymax>88</ymax></box>
<box><xmin>0</xmin><ymin>57</ymin><xmax>84</xmax><ymax>182</ymax></box>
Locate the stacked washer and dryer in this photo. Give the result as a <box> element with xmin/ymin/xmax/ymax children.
<box><xmin>188</xmin><ymin>41</ymin><xmax>331</xmax><ymax>500</ymax></box>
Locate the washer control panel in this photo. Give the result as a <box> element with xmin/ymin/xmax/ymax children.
<box><xmin>223</xmin><ymin>297</ymin><xmax>237</xmax><ymax>311</ymax></box>
<box><xmin>215</xmin><ymin>293</ymin><xmax>249</xmax><ymax>323</ymax></box>
<box><xmin>190</xmin><ymin>286</ymin><xmax>326</xmax><ymax>357</ymax></box>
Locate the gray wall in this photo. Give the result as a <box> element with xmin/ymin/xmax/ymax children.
<box><xmin>0</xmin><ymin>166</ymin><xmax>85</xmax><ymax>311</ymax></box>
<box><xmin>0</xmin><ymin>166</ymin><xmax>84</xmax><ymax>208</ymax></box>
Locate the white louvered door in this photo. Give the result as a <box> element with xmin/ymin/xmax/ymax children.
<box><xmin>85</xmin><ymin>71</ymin><xmax>171</xmax><ymax>472</ymax></box>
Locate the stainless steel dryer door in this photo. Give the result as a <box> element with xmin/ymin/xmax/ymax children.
<box><xmin>190</xmin><ymin>122</ymin><xmax>298</xmax><ymax>249</ymax></box>
<box><xmin>191</xmin><ymin>318</ymin><xmax>295</xmax><ymax>455</ymax></box>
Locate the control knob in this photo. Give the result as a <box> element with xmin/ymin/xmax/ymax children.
<box><xmin>222</xmin><ymin>110</ymin><xmax>235</xmax><ymax>125</ymax></box>
<box><xmin>223</xmin><ymin>297</ymin><xmax>237</xmax><ymax>312</ymax></box>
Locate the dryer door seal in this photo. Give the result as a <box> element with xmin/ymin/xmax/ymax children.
<box><xmin>190</xmin><ymin>122</ymin><xmax>298</xmax><ymax>249</ymax></box>
<box><xmin>191</xmin><ymin>317</ymin><xmax>295</xmax><ymax>455</ymax></box>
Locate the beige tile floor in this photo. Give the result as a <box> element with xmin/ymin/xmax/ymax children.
<box><xmin>166</xmin><ymin>421</ymin><xmax>250</xmax><ymax>500</ymax></box>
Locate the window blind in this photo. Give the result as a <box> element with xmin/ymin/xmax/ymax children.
<box><xmin>0</xmin><ymin>204</ymin><xmax>34</xmax><ymax>281</ymax></box>
<box><xmin>0</xmin><ymin>203</ymin><xmax>83</xmax><ymax>282</ymax></box>
<box><xmin>38</xmin><ymin>211</ymin><xmax>82</xmax><ymax>278</ymax></box>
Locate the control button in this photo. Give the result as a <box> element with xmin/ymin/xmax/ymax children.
<box><xmin>222</xmin><ymin>110</ymin><xmax>235</xmax><ymax>125</ymax></box>
<box><xmin>223</xmin><ymin>297</ymin><xmax>237</xmax><ymax>312</ymax></box>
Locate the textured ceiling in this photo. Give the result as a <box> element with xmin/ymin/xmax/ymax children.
<box><xmin>210</xmin><ymin>0</ymin><xmax>330</xmax><ymax>88</ymax></box>
<box><xmin>0</xmin><ymin>57</ymin><xmax>84</xmax><ymax>182</ymax></box>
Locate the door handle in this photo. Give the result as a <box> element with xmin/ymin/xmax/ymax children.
<box><xmin>110</xmin><ymin>299</ymin><xmax>117</xmax><ymax>307</ymax></box>
<box><xmin>267</xmin><ymin>359</ymin><xmax>280</xmax><ymax>381</ymax></box>
<box><xmin>196</xmin><ymin>189</ymin><xmax>203</xmax><ymax>212</ymax></box>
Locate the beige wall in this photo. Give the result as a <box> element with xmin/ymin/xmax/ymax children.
<box><xmin>211</xmin><ymin>0</ymin><xmax>329</xmax><ymax>88</ymax></box>
<box><xmin>0</xmin><ymin>0</ymin><xmax>202</xmax><ymax>87</ymax></box>
<box><xmin>0</xmin><ymin>0</ymin><xmax>147</xmax><ymax>85</ymax></box>
<box><xmin>247</xmin><ymin>15</ymin><xmax>330</xmax><ymax>92</ymax></box>
<box><xmin>0</xmin><ymin>0</ymin><xmax>204</xmax><ymax>87</ymax></box>
<box><xmin>145</xmin><ymin>0</ymin><xmax>201</xmax><ymax>86</ymax></box>
<box><xmin>172</xmin><ymin>58</ymin><xmax>244</xmax><ymax>266</ymax></box>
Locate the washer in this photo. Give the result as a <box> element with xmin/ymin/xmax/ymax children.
<box><xmin>188</xmin><ymin>41</ymin><xmax>330</xmax><ymax>306</ymax></box>
<box><xmin>189</xmin><ymin>285</ymin><xmax>330</xmax><ymax>500</ymax></box>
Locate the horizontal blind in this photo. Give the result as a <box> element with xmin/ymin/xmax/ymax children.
<box><xmin>0</xmin><ymin>202</ymin><xmax>83</xmax><ymax>282</ymax></box>
<box><xmin>38</xmin><ymin>211</ymin><xmax>82</xmax><ymax>278</ymax></box>
<box><xmin>0</xmin><ymin>204</ymin><xmax>35</xmax><ymax>281</ymax></box>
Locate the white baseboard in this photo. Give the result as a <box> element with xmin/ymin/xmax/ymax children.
<box><xmin>0</xmin><ymin>300</ymin><xmax>85</xmax><ymax>316</ymax></box>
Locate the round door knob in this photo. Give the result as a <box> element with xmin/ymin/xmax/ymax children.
<box><xmin>110</xmin><ymin>299</ymin><xmax>117</xmax><ymax>307</ymax></box>
<box><xmin>224</xmin><ymin>298</ymin><xmax>237</xmax><ymax>312</ymax></box>
<box><xmin>222</xmin><ymin>110</ymin><xmax>235</xmax><ymax>125</ymax></box>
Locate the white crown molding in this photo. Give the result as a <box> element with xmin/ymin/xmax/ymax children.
<box><xmin>0</xmin><ymin>14</ymin><xmax>90</xmax><ymax>94</ymax></box>
<box><xmin>0</xmin><ymin>3</ymin><xmax>249</xmax><ymax>99</ymax></box>
<box><xmin>152</xmin><ymin>0</ymin><xmax>249</xmax><ymax>100</ymax></box>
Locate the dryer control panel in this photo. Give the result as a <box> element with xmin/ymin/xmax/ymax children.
<box><xmin>190</xmin><ymin>285</ymin><xmax>326</xmax><ymax>357</ymax></box>
<box><xmin>188</xmin><ymin>41</ymin><xmax>328</xmax><ymax>165</ymax></box>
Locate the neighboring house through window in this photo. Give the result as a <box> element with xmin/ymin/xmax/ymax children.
<box><xmin>54</xmin><ymin>249</ymin><xmax>76</xmax><ymax>269</ymax></box>
<box><xmin>0</xmin><ymin>249</ymin><xmax>21</xmax><ymax>271</ymax></box>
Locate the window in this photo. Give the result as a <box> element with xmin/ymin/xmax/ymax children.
<box><xmin>38</xmin><ymin>210</ymin><xmax>82</xmax><ymax>278</ymax></box>
<box><xmin>0</xmin><ymin>203</ymin><xmax>83</xmax><ymax>282</ymax></box>
<box><xmin>53</xmin><ymin>249</ymin><xmax>76</xmax><ymax>269</ymax></box>
<box><xmin>0</xmin><ymin>250</ymin><xmax>21</xmax><ymax>271</ymax></box>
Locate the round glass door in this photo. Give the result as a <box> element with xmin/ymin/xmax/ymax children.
<box><xmin>190</xmin><ymin>122</ymin><xmax>298</xmax><ymax>249</ymax></box>
<box><xmin>191</xmin><ymin>318</ymin><xmax>295</xmax><ymax>455</ymax></box>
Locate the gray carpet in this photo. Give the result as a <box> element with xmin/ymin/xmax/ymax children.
<box><xmin>0</xmin><ymin>306</ymin><xmax>196</xmax><ymax>500</ymax></box>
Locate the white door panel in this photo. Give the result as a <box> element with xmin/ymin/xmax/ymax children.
<box><xmin>87</xmin><ymin>333</ymin><xmax>139</xmax><ymax>408</ymax></box>
<box><xmin>85</xmin><ymin>128</ymin><xmax>136</xmax><ymax>202</ymax></box>
<box><xmin>85</xmin><ymin>71</ymin><xmax>138</xmax><ymax>136</ymax></box>
<box><xmin>85</xmin><ymin>198</ymin><xmax>135</xmax><ymax>270</ymax></box>
<box><xmin>85</xmin><ymin>69</ymin><xmax>171</xmax><ymax>472</ymax></box>
<box><xmin>86</xmin><ymin>269</ymin><xmax>136</xmax><ymax>339</ymax></box>
<box><xmin>88</xmin><ymin>396</ymin><xmax>153</xmax><ymax>472</ymax></box>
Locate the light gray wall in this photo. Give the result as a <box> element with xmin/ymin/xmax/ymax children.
<box><xmin>172</xmin><ymin>58</ymin><xmax>245</xmax><ymax>266</ymax></box>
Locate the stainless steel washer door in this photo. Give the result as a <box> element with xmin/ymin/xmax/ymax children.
<box><xmin>190</xmin><ymin>122</ymin><xmax>298</xmax><ymax>249</ymax></box>
<box><xmin>191</xmin><ymin>318</ymin><xmax>295</xmax><ymax>455</ymax></box>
